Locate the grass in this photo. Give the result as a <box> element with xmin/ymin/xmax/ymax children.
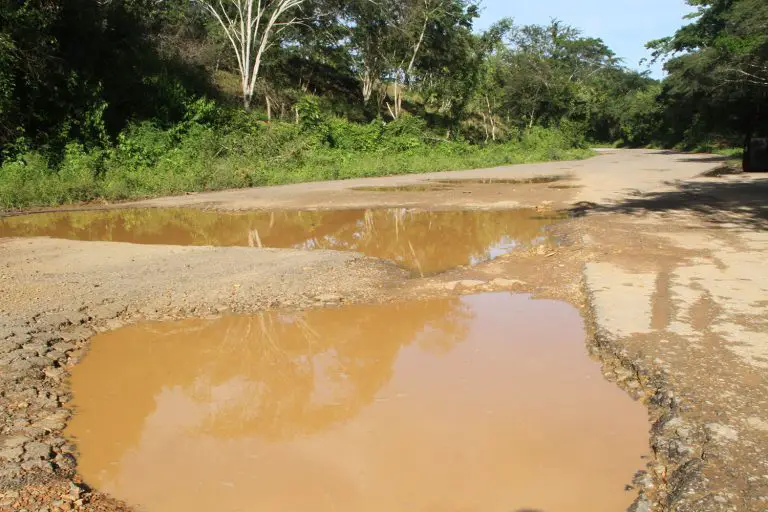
<box><xmin>0</xmin><ymin>116</ymin><xmax>594</xmax><ymax>211</ymax></box>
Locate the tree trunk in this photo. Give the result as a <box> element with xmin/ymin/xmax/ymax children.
<box><xmin>266</xmin><ymin>94</ymin><xmax>272</xmax><ymax>121</ymax></box>
<box><xmin>360</xmin><ymin>67</ymin><xmax>375</xmax><ymax>104</ymax></box>
<box><xmin>485</xmin><ymin>95</ymin><xmax>496</xmax><ymax>141</ymax></box>
<box><xmin>201</xmin><ymin>0</ymin><xmax>307</xmax><ymax>112</ymax></box>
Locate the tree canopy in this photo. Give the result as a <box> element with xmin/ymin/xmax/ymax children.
<box><xmin>648</xmin><ymin>0</ymin><xmax>768</xmax><ymax>146</ymax></box>
<box><xmin>1</xmin><ymin>0</ymin><xmax>764</xmax><ymax>208</ymax></box>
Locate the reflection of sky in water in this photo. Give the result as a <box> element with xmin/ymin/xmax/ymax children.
<box><xmin>292</xmin><ymin>225</ymin><xmax>551</xmax><ymax>269</ymax></box>
<box><xmin>469</xmin><ymin>236</ymin><xmax>524</xmax><ymax>265</ymax></box>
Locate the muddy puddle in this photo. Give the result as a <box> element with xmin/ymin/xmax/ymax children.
<box><xmin>67</xmin><ymin>293</ymin><xmax>648</xmax><ymax>512</ymax></box>
<box><xmin>350</xmin><ymin>184</ymin><xmax>454</xmax><ymax>192</ymax></box>
<box><xmin>433</xmin><ymin>175</ymin><xmax>568</xmax><ymax>185</ymax></box>
<box><xmin>0</xmin><ymin>208</ymin><xmax>563</xmax><ymax>274</ymax></box>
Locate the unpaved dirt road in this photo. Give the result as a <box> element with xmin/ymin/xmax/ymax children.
<box><xmin>1</xmin><ymin>149</ymin><xmax>767</xmax><ymax>511</ymax></box>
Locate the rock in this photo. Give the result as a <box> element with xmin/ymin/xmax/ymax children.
<box><xmin>64</xmin><ymin>311</ymin><xmax>89</xmax><ymax>325</ymax></box>
<box><xmin>628</xmin><ymin>495</ymin><xmax>651</xmax><ymax>512</ymax></box>
<box><xmin>105</xmin><ymin>318</ymin><xmax>125</xmax><ymax>330</ymax></box>
<box><xmin>3</xmin><ymin>435</ymin><xmax>30</xmax><ymax>448</ymax></box>
<box><xmin>36</xmin><ymin>313</ymin><xmax>71</xmax><ymax>329</ymax></box>
<box><xmin>27</xmin><ymin>356</ymin><xmax>52</xmax><ymax>369</ymax></box>
<box><xmin>443</xmin><ymin>281</ymin><xmax>460</xmax><ymax>291</ymax></box>
<box><xmin>614</xmin><ymin>367</ymin><xmax>634</xmax><ymax>382</ymax></box>
<box><xmin>68</xmin><ymin>482</ymin><xmax>83</xmax><ymax>499</ymax></box>
<box><xmin>45</xmin><ymin>350</ymin><xmax>65</xmax><ymax>362</ymax></box>
<box><xmin>490</xmin><ymin>278</ymin><xmax>524</xmax><ymax>287</ymax></box>
<box><xmin>89</xmin><ymin>302</ymin><xmax>125</xmax><ymax>320</ymax></box>
<box><xmin>35</xmin><ymin>332</ymin><xmax>62</xmax><ymax>344</ymax></box>
<box><xmin>0</xmin><ymin>340</ymin><xmax>21</xmax><ymax>355</ymax></box>
<box><xmin>23</xmin><ymin>441</ymin><xmax>53</xmax><ymax>461</ymax></box>
<box><xmin>458</xmin><ymin>280</ymin><xmax>485</xmax><ymax>289</ymax></box>
<box><xmin>632</xmin><ymin>470</ymin><xmax>653</xmax><ymax>488</ymax></box>
<box><xmin>10</xmin><ymin>359</ymin><xmax>33</xmax><ymax>372</ymax></box>
<box><xmin>706</xmin><ymin>423</ymin><xmax>739</xmax><ymax>442</ymax></box>
<box><xmin>55</xmin><ymin>453</ymin><xmax>77</xmax><ymax>472</ymax></box>
<box><xmin>0</xmin><ymin>465</ymin><xmax>21</xmax><ymax>482</ymax></box>
<box><xmin>60</xmin><ymin>326</ymin><xmax>93</xmax><ymax>342</ymax></box>
<box><xmin>0</xmin><ymin>446</ymin><xmax>23</xmax><ymax>462</ymax></box>
<box><xmin>52</xmin><ymin>342</ymin><xmax>76</xmax><ymax>354</ymax></box>
<box><xmin>20</xmin><ymin>459</ymin><xmax>53</xmax><ymax>472</ymax></box>
<box><xmin>32</xmin><ymin>412</ymin><xmax>67</xmax><ymax>433</ymax></box>
<box><xmin>43</xmin><ymin>367</ymin><xmax>65</xmax><ymax>381</ymax></box>
<box><xmin>24</xmin><ymin>342</ymin><xmax>49</xmax><ymax>355</ymax></box>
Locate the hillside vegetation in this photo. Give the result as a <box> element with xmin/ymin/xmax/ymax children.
<box><xmin>1</xmin><ymin>0</ymin><xmax>765</xmax><ymax>208</ymax></box>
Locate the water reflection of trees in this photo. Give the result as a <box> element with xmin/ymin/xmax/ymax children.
<box><xmin>1</xmin><ymin>208</ymin><xmax>560</xmax><ymax>273</ymax></box>
<box><xmin>69</xmin><ymin>297</ymin><xmax>473</xmax><ymax>481</ymax></box>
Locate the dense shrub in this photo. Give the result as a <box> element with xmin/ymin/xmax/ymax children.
<box><xmin>0</xmin><ymin>109</ymin><xmax>593</xmax><ymax>209</ymax></box>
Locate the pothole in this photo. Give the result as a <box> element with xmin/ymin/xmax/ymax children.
<box><xmin>0</xmin><ymin>208</ymin><xmax>565</xmax><ymax>275</ymax></box>
<box><xmin>66</xmin><ymin>293</ymin><xmax>648</xmax><ymax>512</ymax></box>
<box><xmin>549</xmin><ymin>184</ymin><xmax>582</xmax><ymax>190</ymax></box>
<box><xmin>350</xmin><ymin>184</ymin><xmax>454</xmax><ymax>192</ymax></box>
<box><xmin>432</xmin><ymin>175</ymin><xmax>568</xmax><ymax>185</ymax></box>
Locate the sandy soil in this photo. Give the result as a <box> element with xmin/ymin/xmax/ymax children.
<box><xmin>1</xmin><ymin>149</ymin><xmax>767</xmax><ymax>511</ymax></box>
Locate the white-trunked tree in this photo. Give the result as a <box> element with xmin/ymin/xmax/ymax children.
<box><xmin>198</xmin><ymin>0</ymin><xmax>307</xmax><ymax>110</ymax></box>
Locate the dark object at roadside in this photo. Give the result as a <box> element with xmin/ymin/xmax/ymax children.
<box><xmin>743</xmin><ymin>137</ymin><xmax>768</xmax><ymax>172</ymax></box>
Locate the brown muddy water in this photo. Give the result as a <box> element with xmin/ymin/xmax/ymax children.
<box><xmin>0</xmin><ymin>208</ymin><xmax>563</xmax><ymax>274</ymax></box>
<box><xmin>66</xmin><ymin>293</ymin><xmax>648</xmax><ymax>512</ymax></box>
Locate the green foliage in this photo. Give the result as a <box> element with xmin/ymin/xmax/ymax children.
<box><xmin>0</xmin><ymin>144</ymin><xmax>103</xmax><ymax>209</ymax></box>
<box><xmin>0</xmin><ymin>0</ymin><xmax>213</xmax><ymax>160</ymax></box>
<box><xmin>647</xmin><ymin>0</ymin><xmax>768</xmax><ymax>147</ymax></box>
<box><xmin>0</xmin><ymin>113</ymin><xmax>591</xmax><ymax>209</ymax></box>
<box><xmin>2</xmin><ymin>0</ymin><xmax>655</xmax><ymax>210</ymax></box>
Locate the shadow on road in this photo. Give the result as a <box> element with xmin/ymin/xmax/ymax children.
<box><xmin>570</xmin><ymin>177</ymin><xmax>768</xmax><ymax>230</ymax></box>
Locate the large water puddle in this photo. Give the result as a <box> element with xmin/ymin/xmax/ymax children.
<box><xmin>0</xmin><ymin>208</ymin><xmax>562</xmax><ymax>274</ymax></box>
<box><xmin>67</xmin><ymin>293</ymin><xmax>648</xmax><ymax>512</ymax></box>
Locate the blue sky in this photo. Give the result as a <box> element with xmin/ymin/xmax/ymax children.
<box><xmin>475</xmin><ymin>0</ymin><xmax>696</xmax><ymax>78</ymax></box>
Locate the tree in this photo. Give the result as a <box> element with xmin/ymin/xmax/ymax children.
<box><xmin>0</xmin><ymin>0</ymin><xmax>210</xmax><ymax>157</ymax></box>
<box><xmin>197</xmin><ymin>0</ymin><xmax>307</xmax><ymax>110</ymax></box>
<box><xmin>338</xmin><ymin>0</ymin><xmax>479</xmax><ymax>118</ymax></box>
<box><xmin>647</xmin><ymin>0</ymin><xmax>768</xmax><ymax>145</ymax></box>
<box><xmin>382</xmin><ymin>0</ymin><xmax>479</xmax><ymax>120</ymax></box>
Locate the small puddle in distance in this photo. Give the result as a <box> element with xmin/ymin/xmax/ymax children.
<box><xmin>66</xmin><ymin>293</ymin><xmax>648</xmax><ymax>512</ymax></box>
<box><xmin>433</xmin><ymin>175</ymin><xmax>568</xmax><ymax>185</ymax></box>
<box><xmin>0</xmin><ymin>208</ymin><xmax>563</xmax><ymax>274</ymax></box>
<box><xmin>350</xmin><ymin>184</ymin><xmax>454</xmax><ymax>192</ymax></box>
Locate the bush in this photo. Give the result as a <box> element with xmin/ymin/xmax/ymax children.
<box><xmin>57</xmin><ymin>143</ymin><xmax>103</xmax><ymax>202</ymax></box>
<box><xmin>0</xmin><ymin>105</ymin><xmax>593</xmax><ymax>210</ymax></box>
<box><xmin>0</xmin><ymin>153</ymin><xmax>56</xmax><ymax>209</ymax></box>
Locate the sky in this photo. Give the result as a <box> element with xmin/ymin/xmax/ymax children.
<box><xmin>475</xmin><ymin>0</ymin><xmax>696</xmax><ymax>78</ymax></box>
